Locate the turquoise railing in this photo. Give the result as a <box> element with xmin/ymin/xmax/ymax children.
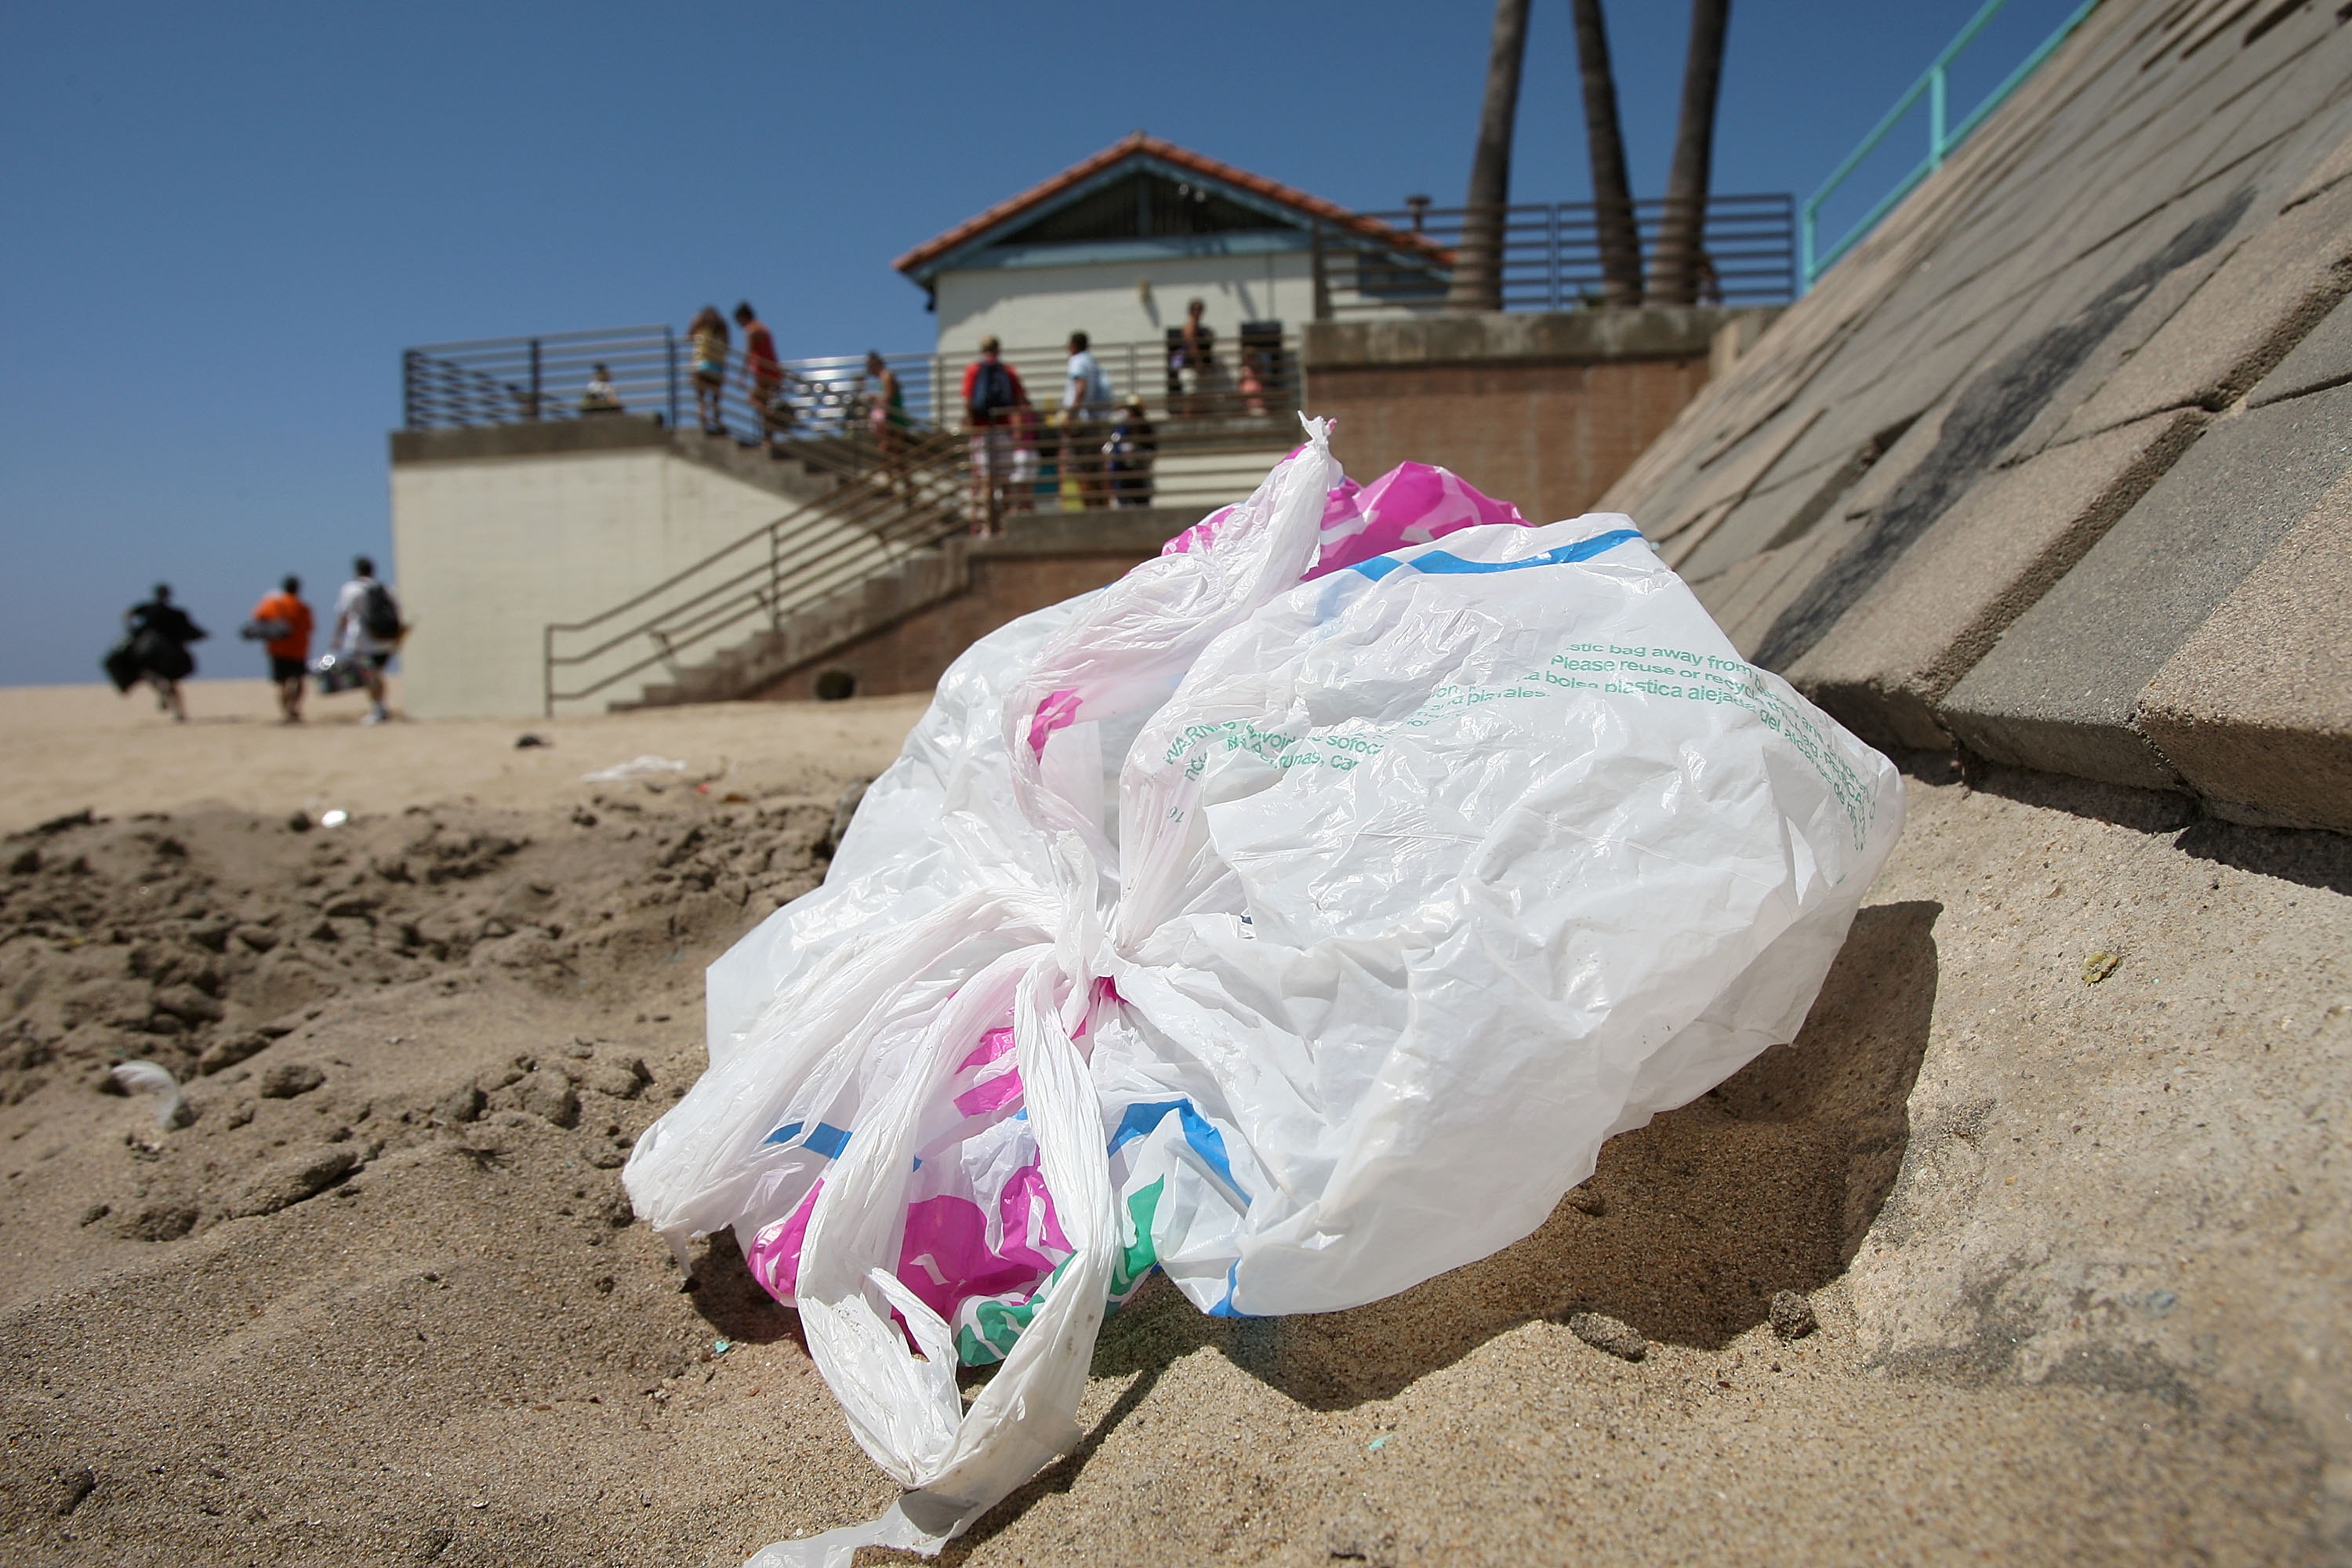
<box><xmin>1799</xmin><ymin>0</ymin><xmax>2101</xmax><ymax>291</ymax></box>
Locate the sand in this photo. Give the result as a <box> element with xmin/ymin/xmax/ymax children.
<box><xmin>1</xmin><ymin>683</ymin><xmax>2346</xmax><ymax>1566</ymax></box>
<box><xmin>0</xmin><ymin>680</ymin><xmax>932</xmax><ymax>834</ymax></box>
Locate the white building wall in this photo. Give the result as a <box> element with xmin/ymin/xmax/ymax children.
<box><xmin>931</xmin><ymin>249</ymin><xmax>1437</xmax><ymax>361</ymax></box>
<box><xmin>389</xmin><ymin>448</ymin><xmax>802</xmax><ymax>719</ymax></box>
<box><xmin>935</xmin><ymin>250</ymin><xmax>1321</xmax><ymax>358</ymax></box>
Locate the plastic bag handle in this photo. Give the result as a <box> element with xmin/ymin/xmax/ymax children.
<box><xmin>787</xmin><ymin>948</ymin><xmax>1116</xmax><ymax>1555</ymax></box>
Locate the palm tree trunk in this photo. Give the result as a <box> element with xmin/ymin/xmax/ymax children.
<box><xmin>1447</xmin><ymin>0</ymin><xmax>1532</xmax><ymax>312</ymax></box>
<box><xmin>1649</xmin><ymin>0</ymin><xmax>1731</xmax><ymax>305</ymax></box>
<box><xmin>1572</xmin><ymin>0</ymin><xmax>1642</xmax><ymax>307</ymax></box>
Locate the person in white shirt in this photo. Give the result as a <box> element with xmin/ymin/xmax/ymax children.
<box><xmin>332</xmin><ymin>555</ymin><xmax>398</xmax><ymax>725</ymax></box>
<box><xmin>1062</xmin><ymin>331</ymin><xmax>1116</xmax><ymax>508</ymax></box>
<box><xmin>580</xmin><ymin>363</ymin><xmax>622</xmax><ymax>414</ymax></box>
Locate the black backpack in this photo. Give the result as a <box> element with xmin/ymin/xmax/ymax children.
<box><xmin>359</xmin><ymin>581</ymin><xmax>402</xmax><ymax>641</ymax></box>
<box><xmin>966</xmin><ymin>360</ymin><xmax>1014</xmax><ymax>421</ymax></box>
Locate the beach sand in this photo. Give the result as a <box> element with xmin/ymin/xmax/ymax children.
<box><xmin>1</xmin><ymin>683</ymin><xmax>2345</xmax><ymax>1565</ymax></box>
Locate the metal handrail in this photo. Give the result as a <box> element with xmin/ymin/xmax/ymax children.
<box><xmin>543</xmin><ymin>426</ymin><xmax>973</xmax><ymax>712</ymax></box>
<box><xmin>1799</xmin><ymin>0</ymin><xmax>2102</xmax><ymax>290</ymax></box>
<box><xmin>403</xmin><ymin>328</ymin><xmax>1311</xmax><ymax>446</ymax></box>
<box><xmin>1330</xmin><ymin>194</ymin><xmax>1796</xmax><ymax>312</ymax></box>
<box><xmin>539</xmin><ymin>412</ymin><xmax>1312</xmax><ymax>713</ymax></box>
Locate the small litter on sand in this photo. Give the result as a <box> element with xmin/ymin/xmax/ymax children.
<box><xmin>110</xmin><ymin>1059</ymin><xmax>189</xmax><ymax>1130</ymax></box>
<box><xmin>319</xmin><ymin>809</ymin><xmax>350</xmax><ymax>829</ymax></box>
<box><xmin>582</xmin><ymin>755</ymin><xmax>688</xmax><ymax>783</ymax></box>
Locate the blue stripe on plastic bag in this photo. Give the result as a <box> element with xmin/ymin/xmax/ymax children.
<box><xmin>1345</xmin><ymin>528</ymin><xmax>1646</xmax><ymax>582</ymax></box>
<box><xmin>1107</xmin><ymin>1099</ymin><xmax>1247</xmax><ymax>1201</ymax></box>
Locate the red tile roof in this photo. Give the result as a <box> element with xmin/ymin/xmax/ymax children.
<box><xmin>892</xmin><ymin>132</ymin><xmax>1444</xmax><ymax>278</ymax></box>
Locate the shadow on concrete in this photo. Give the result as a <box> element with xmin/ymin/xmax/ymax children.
<box><xmin>942</xmin><ymin>899</ymin><xmax>1942</xmax><ymax>1554</ymax></box>
<box><xmin>2174</xmin><ymin>817</ymin><xmax>2352</xmax><ymax>897</ymax></box>
<box><xmin>1964</xmin><ymin>761</ymin><xmax>2198</xmax><ymax>834</ymax></box>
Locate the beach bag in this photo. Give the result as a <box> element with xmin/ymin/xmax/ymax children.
<box><xmin>627</xmin><ymin>425</ymin><xmax>1906</xmax><ymax>1566</ymax></box>
<box><xmin>102</xmin><ymin>637</ymin><xmax>140</xmax><ymax>693</ymax></box>
<box><xmin>311</xmin><ymin>652</ymin><xmax>365</xmax><ymax>695</ymax></box>
<box><xmin>131</xmin><ymin>627</ymin><xmax>193</xmax><ymax>682</ymax></box>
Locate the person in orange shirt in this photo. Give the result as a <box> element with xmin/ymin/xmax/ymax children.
<box><xmin>247</xmin><ymin>574</ymin><xmax>314</xmax><ymax>724</ymax></box>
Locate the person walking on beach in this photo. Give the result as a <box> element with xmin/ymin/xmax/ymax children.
<box><xmin>735</xmin><ymin>302</ymin><xmax>790</xmax><ymax>450</ymax></box>
<box><xmin>332</xmin><ymin>557</ymin><xmax>401</xmax><ymax>726</ymax></box>
<box><xmin>689</xmin><ymin>306</ymin><xmax>729</xmax><ymax>434</ymax></box>
<box><xmin>246</xmin><ymin>575</ymin><xmax>314</xmax><ymax>724</ymax></box>
<box><xmin>118</xmin><ymin>584</ymin><xmax>205</xmax><ymax>722</ymax></box>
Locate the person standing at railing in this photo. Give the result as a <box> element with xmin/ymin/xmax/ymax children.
<box><xmin>580</xmin><ymin>363</ymin><xmax>623</xmax><ymax>415</ymax></box>
<box><xmin>1238</xmin><ymin>349</ymin><xmax>1268</xmax><ymax>417</ymax></box>
<box><xmin>1105</xmin><ymin>396</ymin><xmax>1156</xmax><ymax>509</ymax></box>
<box><xmin>735</xmin><ymin>302</ymin><xmax>791</xmax><ymax>452</ymax></box>
<box><xmin>689</xmin><ymin>306</ymin><xmax>728</xmax><ymax>434</ymax></box>
<box><xmin>1169</xmin><ymin>298</ymin><xmax>1218</xmax><ymax>416</ymax></box>
<box><xmin>960</xmin><ymin>336</ymin><xmax>1025</xmax><ymax>535</ymax></box>
<box><xmin>1061</xmin><ymin>331</ymin><xmax>1115</xmax><ymax>509</ymax></box>
<box><xmin>243</xmin><ymin>575</ymin><xmax>314</xmax><ymax>724</ymax></box>
<box><xmin>864</xmin><ymin>351</ymin><xmax>912</xmax><ymax>497</ymax></box>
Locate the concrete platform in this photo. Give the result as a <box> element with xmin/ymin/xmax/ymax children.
<box><xmin>1938</xmin><ymin>381</ymin><xmax>2352</xmax><ymax>789</ymax></box>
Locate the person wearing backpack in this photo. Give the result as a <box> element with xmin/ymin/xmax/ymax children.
<box><xmin>332</xmin><ymin>555</ymin><xmax>402</xmax><ymax>725</ymax></box>
<box><xmin>960</xmin><ymin>336</ymin><xmax>1025</xmax><ymax>535</ymax></box>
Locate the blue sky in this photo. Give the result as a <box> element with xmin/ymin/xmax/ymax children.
<box><xmin>0</xmin><ymin>0</ymin><xmax>2090</xmax><ymax>685</ymax></box>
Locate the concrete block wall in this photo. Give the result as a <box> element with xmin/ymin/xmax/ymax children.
<box><xmin>1599</xmin><ymin>0</ymin><xmax>2352</xmax><ymax>836</ymax></box>
<box><xmin>388</xmin><ymin>420</ymin><xmax>844</xmax><ymax>719</ymax></box>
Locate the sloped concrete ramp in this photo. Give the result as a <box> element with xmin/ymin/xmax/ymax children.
<box><xmin>1609</xmin><ymin>0</ymin><xmax>2352</xmax><ymax>833</ymax></box>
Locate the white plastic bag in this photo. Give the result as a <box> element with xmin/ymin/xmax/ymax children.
<box><xmin>626</xmin><ymin>420</ymin><xmax>1904</xmax><ymax>1564</ymax></box>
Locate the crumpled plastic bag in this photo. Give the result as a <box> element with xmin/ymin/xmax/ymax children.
<box><xmin>626</xmin><ymin>419</ymin><xmax>1904</xmax><ymax>1565</ymax></box>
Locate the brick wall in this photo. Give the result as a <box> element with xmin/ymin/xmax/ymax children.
<box><xmin>1304</xmin><ymin>307</ymin><xmax>1774</xmax><ymax>526</ymax></box>
<box><xmin>748</xmin><ymin>549</ymin><xmax>1158</xmax><ymax>702</ymax></box>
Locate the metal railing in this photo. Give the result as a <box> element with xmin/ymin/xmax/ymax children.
<box><xmin>403</xmin><ymin>325</ymin><xmax>680</xmax><ymax>429</ymax></box>
<box><xmin>542</xmin><ymin>423</ymin><xmax>972</xmax><ymax>713</ymax></box>
<box><xmin>1317</xmin><ymin>194</ymin><xmax>1796</xmax><ymax>314</ymax></box>
<box><xmin>539</xmin><ymin>400</ymin><xmax>1310</xmax><ymax>713</ymax></box>
<box><xmin>1800</xmin><ymin>0</ymin><xmax>2102</xmax><ymax>289</ymax></box>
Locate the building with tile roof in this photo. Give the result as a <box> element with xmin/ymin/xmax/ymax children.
<box><xmin>895</xmin><ymin>132</ymin><xmax>1447</xmax><ymax>358</ymax></box>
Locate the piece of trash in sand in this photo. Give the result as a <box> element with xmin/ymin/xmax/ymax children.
<box><xmin>2082</xmin><ymin>950</ymin><xmax>2122</xmax><ymax>984</ymax></box>
<box><xmin>582</xmin><ymin>755</ymin><xmax>688</xmax><ymax>783</ymax></box>
<box><xmin>713</xmin><ymin>1338</ymin><xmax>732</xmax><ymax>1356</ymax></box>
<box><xmin>515</xmin><ymin>733</ymin><xmax>550</xmax><ymax>749</ymax></box>
<box><xmin>111</xmin><ymin>1059</ymin><xmax>191</xmax><ymax>1130</ymax></box>
<box><xmin>319</xmin><ymin>809</ymin><xmax>350</xmax><ymax>829</ymax></box>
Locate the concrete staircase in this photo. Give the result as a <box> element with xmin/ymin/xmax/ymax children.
<box><xmin>619</xmin><ymin>506</ymin><xmax>1210</xmax><ymax>708</ymax></box>
<box><xmin>667</xmin><ymin>426</ymin><xmax>852</xmax><ymax>506</ymax></box>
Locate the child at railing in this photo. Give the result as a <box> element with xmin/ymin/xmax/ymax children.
<box><xmin>689</xmin><ymin>307</ymin><xmax>728</xmax><ymax>434</ymax></box>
